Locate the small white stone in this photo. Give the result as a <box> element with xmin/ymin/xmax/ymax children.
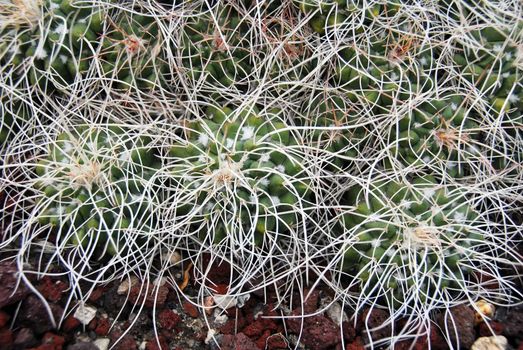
<box><xmin>117</xmin><ymin>276</ymin><xmax>139</xmax><ymax>295</ymax></box>
<box><xmin>73</xmin><ymin>304</ymin><xmax>97</xmax><ymax>325</ymax></box>
<box><xmin>93</xmin><ymin>338</ymin><xmax>111</xmax><ymax>350</ymax></box>
<box><xmin>213</xmin><ymin>294</ymin><xmax>250</xmax><ymax>310</ymax></box>
<box><xmin>167</xmin><ymin>251</ymin><xmax>182</xmax><ymax>265</ymax></box>
<box><xmin>470</xmin><ymin>336</ymin><xmax>507</xmax><ymax>350</ymax></box>
<box><xmin>213</xmin><ymin>295</ymin><xmax>237</xmax><ymax>310</ymax></box>
<box><xmin>326</xmin><ymin>302</ymin><xmax>348</xmax><ymax>325</ymax></box>
<box><xmin>213</xmin><ymin>309</ymin><xmax>228</xmax><ymax>325</ymax></box>
<box><xmin>204</xmin><ymin>329</ymin><xmax>217</xmax><ymax>344</ymax></box>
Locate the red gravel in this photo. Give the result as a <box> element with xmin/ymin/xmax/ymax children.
<box><xmin>157</xmin><ymin>309</ymin><xmax>181</xmax><ymax>331</ymax></box>
<box><xmin>183</xmin><ymin>301</ymin><xmax>199</xmax><ymax>318</ymax></box>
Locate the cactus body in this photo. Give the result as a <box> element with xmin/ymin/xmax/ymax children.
<box><xmin>169</xmin><ymin>106</ymin><xmax>310</xmax><ymax>246</ymax></box>
<box><xmin>0</xmin><ymin>0</ymin><xmax>166</xmax><ymax>91</ymax></box>
<box><xmin>385</xmin><ymin>94</ymin><xmax>481</xmax><ymax>177</ymax></box>
<box><xmin>340</xmin><ymin>176</ymin><xmax>483</xmax><ymax>305</ymax></box>
<box><xmin>34</xmin><ymin>124</ymin><xmax>159</xmax><ymax>255</ymax></box>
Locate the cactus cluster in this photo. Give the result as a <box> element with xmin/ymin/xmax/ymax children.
<box><xmin>168</xmin><ymin>105</ymin><xmax>311</xmax><ymax>246</ymax></box>
<box><xmin>0</xmin><ymin>0</ymin><xmax>166</xmax><ymax>91</ymax></box>
<box><xmin>1</xmin><ymin>1</ymin><xmax>522</xmax><ymax>348</ymax></box>
<box><xmin>340</xmin><ymin>176</ymin><xmax>483</xmax><ymax>305</ymax></box>
<box><xmin>0</xmin><ymin>96</ymin><xmax>28</xmax><ymax>147</ymax></box>
<box><xmin>299</xmin><ymin>92</ymin><xmax>371</xmax><ymax>171</ymax></box>
<box><xmin>34</xmin><ymin>124</ymin><xmax>159</xmax><ymax>255</ymax></box>
<box><xmin>181</xmin><ymin>5</ymin><xmax>252</xmax><ymax>88</ymax></box>
<box><xmin>296</xmin><ymin>0</ymin><xmax>400</xmax><ymax>35</ymax></box>
<box><xmin>385</xmin><ymin>93</ymin><xmax>481</xmax><ymax>177</ymax></box>
<box><xmin>456</xmin><ymin>26</ymin><xmax>522</xmax><ymax>121</ymax></box>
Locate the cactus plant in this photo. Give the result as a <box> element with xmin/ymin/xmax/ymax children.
<box><xmin>180</xmin><ymin>4</ymin><xmax>253</xmax><ymax>88</ymax></box>
<box><xmin>34</xmin><ymin>124</ymin><xmax>159</xmax><ymax>256</ymax></box>
<box><xmin>0</xmin><ymin>0</ymin><xmax>166</xmax><ymax>91</ymax></box>
<box><xmin>454</xmin><ymin>25</ymin><xmax>522</xmax><ymax>134</ymax></box>
<box><xmin>299</xmin><ymin>91</ymin><xmax>371</xmax><ymax>171</ymax></box>
<box><xmin>384</xmin><ymin>93</ymin><xmax>481</xmax><ymax>177</ymax></box>
<box><xmin>339</xmin><ymin>175</ymin><xmax>484</xmax><ymax>307</ymax></box>
<box><xmin>0</xmin><ymin>95</ymin><xmax>29</xmax><ymax>149</ymax></box>
<box><xmin>168</xmin><ymin>105</ymin><xmax>311</xmax><ymax>247</ymax></box>
<box><xmin>295</xmin><ymin>0</ymin><xmax>400</xmax><ymax>35</ymax></box>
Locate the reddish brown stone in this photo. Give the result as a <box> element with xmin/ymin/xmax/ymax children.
<box><xmin>345</xmin><ymin>336</ymin><xmax>364</xmax><ymax>350</ymax></box>
<box><xmin>243</xmin><ymin>319</ymin><xmax>279</xmax><ymax>337</ymax></box>
<box><xmin>39</xmin><ymin>332</ymin><xmax>65</xmax><ymax>350</ymax></box>
<box><xmin>198</xmin><ymin>255</ymin><xmax>232</xmax><ymax>286</ymax></box>
<box><xmin>266</xmin><ymin>334</ymin><xmax>288</xmax><ymax>349</ymax></box>
<box><xmin>157</xmin><ymin>309</ymin><xmax>181</xmax><ymax>331</ymax></box>
<box><xmin>361</xmin><ymin>308</ymin><xmax>391</xmax><ymax>344</ymax></box>
<box><xmin>61</xmin><ymin>315</ymin><xmax>81</xmax><ymax>332</ymax></box>
<box><xmin>128</xmin><ymin>283</ymin><xmax>169</xmax><ymax>308</ymax></box>
<box><xmin>0</xmin><ymin>261</ymin><xmax>31</xmax><ymax>308</ymax></box>
<box><xmin>18</xmin><ymin>296</ymin><xmax>64</xmax><ymax>334</ymax></box>
<box><xmin>479</xmin><ymin>321</ymin><xmax>504</xmax><ymax>337</ymax></box>
<box><xmin>255</xmin><ymin>330</ymin><xmax>271</xmax><ymax>349</ymax></box>
<box><xmin>341</xmin><ymin>321</ymin><xmax>356</xmax><ymax>342</ymax></box>
<box><xmin>211</xmin><ymin>284</ymin><xmax>229</xmax><ymax>295</ymax></box>
<box><xmin>219</xmin><ymin>333</ymin><xmax>261</xmax><ymax>350</ymax></box>
<box><xmin>0</xmin><ymin>328</ymin><xmax>14</xmax><ymax>349</ymax></box>
<box><xmin>37</xmin><ymin>277</ymin><xmax>68</xmax><ymax>303</ymax></box>
<box><xmin>436</xmin><ymin>305</ymin><xmax>475</xmax><ymax>349</ymax></box>
<box><xmin>88</xmin><ymin>318</ymin><xmax>98</xmax><ymax>331</ymax></box>
<box><xmin>429</xmin><ymin>324</ymin><xmax>452</xmax><ymax>350</ymax></box>
<box><xmin>88</xmin><ymin>287</ymin><xmax>105</xmax><ymax>302</ymax></box>
<box><xmin>94</xmin><ymin>317</ymin><xmax>110</xmax><ymax>336</ymax></box>
<box><xmin>145</xmin><ymin>335</ymin><xmax>169</xmax><ymax>350</ymax></box>
<box><xmin>111</xmin><ymin>334</ymin><xmax>137</xmax><ymax>350</ymax></box>
<box><xmin>286</xmin><ymin>314</ymin><xmax>341</xmax><ymax>350</ymax></box>
<box><xmin>302</xmin><ymin>288</ymin><xmax>320</xmax><ymax>314</ymax></box>
<box><xmin>183</xmin><ymin>301</ymin><xmax>199</xmax><ymax>318</ymax></box>
<box><xmin>0</xmin><ymin>311</ymin><xmax>9</xmax><ymax>328</ymax></box>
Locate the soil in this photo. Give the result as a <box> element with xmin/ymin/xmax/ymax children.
<box><xmin>0</xmin><ymin>253</ymin><xmax>522</xmax><ymax>350</ymax></box>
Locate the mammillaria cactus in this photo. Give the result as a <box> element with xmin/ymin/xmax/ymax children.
<box><xmin>339</xmin><ymin>175</ymin><xmax>484</xmax><ymax>307</ymax></box>
<box><xmin>300</xmin><ymin>91</ymin><xmax>370</xmax><ymax>171</ymax></box>
<box><xmin>168</xmin><ymin>105</ymin><xmax>311</xmax><ymax>247</ymax></box>
<box><xmin>0</xmin><ymin>95</ymin><xmax>29</xmax><ymax>148</ymax></box>
<box><xmin>0</xmin><ymin>0</ymin><xmax>166</xmax><ymax>91</ymax></box>
<box><xmin>454</xmin><ymin>26</ymin><xmax>522</xmax><ymax>132</ymax></box>
<box><xmin>180</xmin><ymin>4</ymin><xmax>253</xmax><ymax>88</ymax></box>
<box><xmin>384</xmin><ymin>93</ymin><xmax>481</xmax><ymax>177</ymax></box>
<box><xmin>295</xmin><ymin>0</ymin><xmax>399</xmax><ymax>35</ymax></box>
<box><xmin>34</xmin><ymin>124</ymin><xmax>159</xmax><ymax>255</ymax></box>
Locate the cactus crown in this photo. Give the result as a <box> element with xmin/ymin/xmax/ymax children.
<box><xmin>340</xmin><ymin>175</ymin><xmax>484</xmax><ymax>306</ymax></box>
<box><xmin>34</xmin><ymin>124</ymin><xmax>159</xmax><ymax>256</ymax></box>
<box><xmin>168</xmin><ymin>105</ymin><xmax>311</xmax><ymax>246</ymax></box>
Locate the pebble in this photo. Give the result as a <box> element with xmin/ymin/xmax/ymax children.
<box><xmin>67</xmin><ymin>341</ymin><xmax>99</xmax><ymax>350</ymax></box>
<box><xmin>93</xmin><ymin>338</ymin><xmax>111</xmax><ymax>350</ymax></box>
<box><xmin>475</xmin><ymin>300</ymin><xmax>496</xmax><ymax>325</ymax></box>
<box><xmin>213</xmin><ymin>294</ymin><xmax>250</xmax><ymax>310</ymax></box>
<box><xmin>470</xmin><ymin>336</ymin><xmax>507</xmax><ymax>350</ymax></box>
<box><xmin>204</xmin><ymin>329</ymin><xmax>218</xmax><ymax>344</ymax></box>
<box><xmin>325</xmin><ymin>301</ymin><xmax>348</xmax><ymax>326</ymax></box>
<box><xmin>117</xmin><ymin>276</ymin><xmax>139</xmax><ymax>295</ymax></box>
<box><xmin>74</xmin><ymin>305</ymin><xmax>98</xmax><ymax>326</ymax></box>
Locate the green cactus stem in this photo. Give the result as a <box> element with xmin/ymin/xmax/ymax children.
<box><xmin>34</xmin><ymin>124</ymin><xmax>159</xmax><ymax>256</ymax></box>
<box><xmin>168</xmin><ymin>105</ymin><xmax>311</xmax><ymax>247</ymax></box>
